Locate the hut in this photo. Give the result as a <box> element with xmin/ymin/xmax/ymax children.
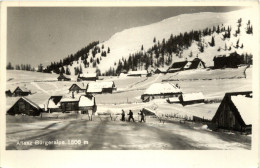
<box><xmin>211</xmin><ymin>91</ymin><xmax>253</xmax><ymax>133</ymax></box>
<box><xmin>57</xmin><ymin>73</ymin><xmax>71</xmax><ymax>81</ymax></box>
<box><xmin>180</xmin><ymin>92</ymin><xmax>205</xmax><ymax>105</ymax></box>
<box><xmin>127</xmin><ymin>70</ymin><xmax>148</xmax><ymax>77</ymax></box>
<box><xmin>141</xmin><ymin>83</ymin><xmax>182</xmax><ymax>102</ymax></box>
<box><xmin>13</xmin><ymin>86</ymin><xmax>31</xmax><ymax>96</ymax></box>
<box><xmin>68</xmin><ymin>83</ymin><xmax>87</xmax><ymax>93</ymax></box>
<box><xmin>189</xmin><ymin>58</ymin><xmax>206</xmax><ymax>69</ymax></box>
<box><xmin>5</xmin><ymin>90</ymin><xmax>12</xmax><ymax>97</ymax></box>
<box><xmin>78</xmin><ymin>94</ymin><xmax>97</xmax><ymax>114</ymax></box>
<box><xmin>7</xmin><ymin>97</ymin><xmax>42</xmax><ymax>116</ymax></box>
<box><xmin>47</xmin><ymin>96</ymin><xmax>63</xmax><ymax>112</ymax></box>
<box><xmin>77</xmin><ymin>73</ymin><xmax>97</xmax><ymax>81</ymax></box>
<box><xmin>86</xmin><ymin>81</ymin><xmax>116</xmax><ymax>94</ymax></box>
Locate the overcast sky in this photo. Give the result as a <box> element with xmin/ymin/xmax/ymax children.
<box><xmin>7</xmin><ymin>6</ymin><xmax>244</xmax><ymax>67</ymax></box>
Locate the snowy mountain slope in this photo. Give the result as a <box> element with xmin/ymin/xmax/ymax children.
<box><xmin>66</xmin><ymin>8</ymin><xmax>257</xmax><ymax>75</ymax></box>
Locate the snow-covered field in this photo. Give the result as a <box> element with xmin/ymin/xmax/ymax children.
<box><xmin>6</xmin><ymin>66</ymin><xmax>252</xmax><ymax>112</ymax></box>
<box><xmin>5</xmin><ymin>66</ymin><xmax>252</xmax><ymax>150</ymax></box>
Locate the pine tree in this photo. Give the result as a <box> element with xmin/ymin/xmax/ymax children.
<box><xmin>6</xmin><ymin>62</ymin><xmax>14</xmax><ymax>70</ymax></box>
<box><xmin>153</xmin><ymin>37</ymin><xmax>156</xmax><ymax>43</ymax></box>
<box><xmin>210</xmin><ymin>36</ymin><xmax>215</xmax><ymax>47</ymax></box>
<box><xmin>107</xmin><ymin>47</ymin><xmax>110</xmax><ymax>53</ymax></box>
<box><xmin>65</xmin><ymin>67</ymin><xmax>71</xmax><ymax>75</ymax></box>
<box><xmin>61</xmin><ymin>66</ymin><xmax>65</xmax><ymax>74</ymax></box>
<box><xmin>79</xmin><ymin>65</ymin><xmax>83</xmax><ymax>74</ymax></box>
<box><xmin>141</xmin><ymin>45</ymin><xmax>144</xmax><ymax>51</ymax></box>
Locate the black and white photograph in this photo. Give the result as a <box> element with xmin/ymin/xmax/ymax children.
<box><xmin>0</xmin><ymin>1</ymin><xmax>259</xmax><ymax>167</ymax></box>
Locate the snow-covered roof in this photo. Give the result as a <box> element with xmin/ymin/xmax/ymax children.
<box><xmin>231</xmin><ymin>95</ymin><xmax>253</xmax><ymax>125</ymax></box>
<box><xmin>183</xmin><ymin>61</ymin><xmax>192</xmax><ymax>69</ymax></box>
<box><xmin>79</xmin><ymin>73</ymin><xmax>97</xmax><ymax>78</ymax></box>
<box><xmin>168</xmin><ymin>97</ymin><xmax>180</xmax><ymax>103</ymax></box>
<box><xmin>182</xmin><ymin>92</ymin><xmax>204</xmax><ymax>102</ymax></box>
<box><xmin>60</xmin><ymin>94</ymin><xmax>81</xmax><ymax>102</ymax></box>
<box><xmin>8</xmin><ymin>97</ymin><xmax>40</xmax><ymax>110</ymax></box>
<box><xmin>87</xmin><ymin>81</ymin><xmax>115</xmax><ymax>93</ymax></box>
<box><xmin>48</xmin><ymin>99</ymin><xmax>61</xmax><ymax>108</ymax></box>
<box><xmin>69</xmin><ymin>83</ymin><xmax>87</xmax><ymax>90</ymax></box>
<box><xmin>144</xmin><ymin>83</ymin><xmax>182</xmax><ymax>95</ymax></box>
<box><xmin>79</xmin><ymin>95</ymin><xmax>95</xmax><ymax>107</ymax></box>
<box><xmin>128</xmin><ymin>70</ymin><xmax>147</xmax><ymax>75</ymax></box>
<box><xmin>14</xmin><ymin>86</ymin><xmax>30</xmax><ymax>92</ymax></box>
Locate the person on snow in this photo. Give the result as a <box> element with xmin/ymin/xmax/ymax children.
<box><xmin>121</xmin><ymin>109</ymin><xmax>125</xmax><ymax>121</ymax></box>
<box><xmin>139</xmin><ymin>110</ymin><xmax>145</xmax><ymax>122</ymax></box>
<box><xmin>128</xmin><ymin>110</ymin><xmax>135</xmax><ymax>122</ymax></box>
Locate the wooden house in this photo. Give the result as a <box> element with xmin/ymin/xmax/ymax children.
<box><xmin>5</xmin><ymin>90</ymin><xmax>12</xmax><ymax>97</ymax></box>
<box><xmin>13</xmin><ymin>86</ymin><xmax>31</xmax><ymax>96</ymax></box>
<box><xmin>60</xmin><ymin>96</ymin><xmax>79</xmax><ymax>113</ymax></box>
<box><xmin>141</xmin><ymin>83</ymin><xmax>182</xmax><ymax>102</ymax></box>
<box><xmin>86</xmin><ymin>81</ymin><xmax>116</xmax><ymax>94</ymax></box>
<box><xmin>213</xmin><ymin>52</ymin><xmax>244</xmax><ymax>69</ymax></box>
<box><xmin>68</xmin><ymin>83</ymin><xmax>87</xmax><ymax>93</ymax></box>
<box><xmin>168</xmin><ymin>61</ymin><xmax>188</xmax><ymax>73</ymax></box>
<box><xmin>77</xmin><ymin>73</ymin><xmax>97</xmax><ymax>81</ymax></box>
<box><xmin>47</xmin><ymin>96</ymin><xmax>63</xmax><ymax>112</ymax></box>
<box><xmin>179</xmin><ymin>92</ymin><xmax>205</xmax><ymax>105</ymax></box>
<box><xmin>211</xmin><ymin>91</ymin><xmax>253</xmax><ymax>133</ymax></box>
<box><xmin>7</xmin><ymin>97</ymin><xmax>42</xmax><ymax>116</ymax></box>
<box><xmin>168</xmin><ymin>58</ymin><xmax>205</xmax><ymax>73</ymax></box>
<box><xmin>189</xmin><ymin>58</ymin><xmax>206</xmax><ymax>69</ymax></box>
<box><xmin>78</xmin><ymin>94</ymin><xmax>97</xmax><ymax>114</ymax></box>
<box><xmin>57</xmin><ymin>73</ymin><xmax>71</xmax><ymax>81</ymax></box>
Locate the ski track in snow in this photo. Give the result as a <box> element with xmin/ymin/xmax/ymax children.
<box><xmin>31</xmin><ymin>82</ymin><xmax>50</xmax><ymax>95</ymax></box>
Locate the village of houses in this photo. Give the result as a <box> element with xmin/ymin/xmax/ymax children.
<box><xmin>5</xmin><ymin>57</ymin><xmax>253</xmax><ymax>150</ymax></box>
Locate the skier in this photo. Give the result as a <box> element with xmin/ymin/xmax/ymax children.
<box><xmin>121</xmin><ymin>109</ymin><xmax>125</xmax><ymax>121</ymax></box>
<box><xmin>128</xmin><ymin>110</ymin><xmax>135</xmax><ymax>122</ymax></box>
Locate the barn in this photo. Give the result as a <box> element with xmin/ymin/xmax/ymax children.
<box><xmin>78</xmin><ymin>94</ymin><xmax>97</xmax><ymax>114</ymax></box>
<box><xmin>7</xmin><ymin>97</ymin><xmax>42</xmax><ymax>116</ymax></box>
<box><xmin>13</xmin><ymin>86</ymin><xmax>31</xmax><ymax>96</ymax></box>
<box><xmin>189</xmin><ymin>58</ymin><xmax>206</xmax><ymax>69</ymax></box>
<box><xmin>141</xmin><ymin>83</ymin><xmax>182</xmax><ymax>102</ymax></box>
<box><xmin>211</xmin><ymin>91</ymin><xmax>253</xmax><ymax>133</ymax></box>
<box><xmin>77</xmin><ymin>73</ymin><xmax>97</xmax><ymax>81</ymax></box>
<box><xmin>47</xmin><ymin>96</ymin><xmax>63</xmax><ymax>112</ymax></box>
<box><xmin>68</xmin><ymin>83</ymin><xmax>87</xmax><ymax>93</ymax></box>
<box><xmin>168</xmin><ymin>61</ymin><xmax>188</xmax><ymax>73</ymax></box>
<box><xmin>168</xmin><ymin>58</ymin><xmax>205</xmax><ymax>73</ymax></box>
<box><xmin>86</xmin><ymin>81</ymin><xmax>116</xmax><ymax>94</ymax></box>
<box><xmin>179</xmin><ymin>92</ymin><xmax>205</xmax><ymax>105</ymax></box>
<box><xmin>57</xmin><ymin>73</ymin><xmax>71</xmax><ymax>81</ymax></box>
<box><xmin>127</xmin><ymin>70</ymin><xmax>148</xmax><ymax>77</ymax></box>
